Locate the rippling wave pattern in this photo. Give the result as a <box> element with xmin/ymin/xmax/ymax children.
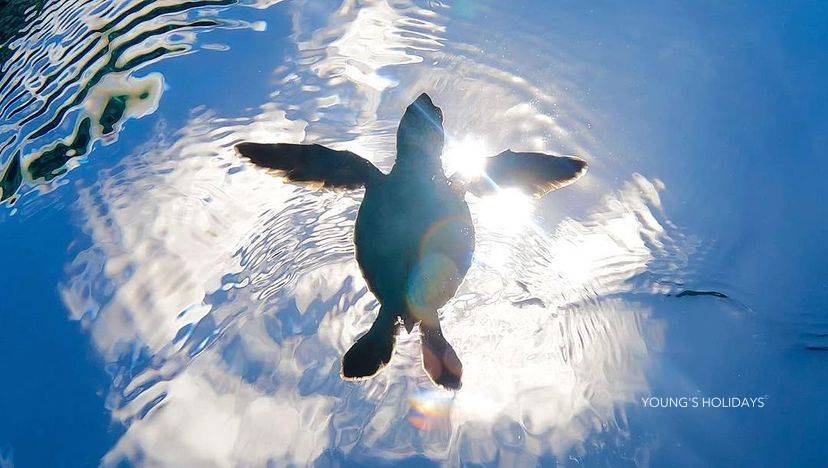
<box><xmin>5</xmin><ymin>0</ymin><xmax>720</xmax><ymax>465</ymax></box>
<box><xmin>0</xmin><ymin>0</ymin><xmax>274</xmax><ymax>205</ymax></box>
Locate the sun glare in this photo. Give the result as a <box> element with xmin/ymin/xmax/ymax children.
<box><xmin>442</xmin><ymin>135</ymin><xmax>489</xmax><ymax>179</ymax></box>
<box><xmin>441</xmin><ymin>135</ymin><xmax>535</xmax><ymax>233</ymax></box>
<box><xmin>475</xmin><ymin>188</ymin><xmax>534</xmax><ymax>233</ymax></box>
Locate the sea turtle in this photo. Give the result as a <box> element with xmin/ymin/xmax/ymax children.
<box><xmin>235</xmin><ymin>93</ymin><xmax>587</xmax><ymax>389</ymax></box>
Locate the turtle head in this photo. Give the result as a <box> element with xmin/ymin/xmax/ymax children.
<box><xmin>396</xmin><ymin>93</ymin><xmax>445</xmax><ymax>168</ymax></box>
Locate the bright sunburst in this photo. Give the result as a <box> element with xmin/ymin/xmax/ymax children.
<box><xmin>442</xmin><ymin>135</ymin><xmax>489</xmax><ymax>179</ymax></box>
<box><xmin>442</xmin><ymin>135</ymin><xmax>535</xmax><ymax>233</ymax></box>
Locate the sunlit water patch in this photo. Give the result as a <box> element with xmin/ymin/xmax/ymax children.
<box><xmin>51</xmin><ymin>2</ymin><xmax>694</xmax><ymax>464</ymax></box>
<box><xmin>63</xmin><ymin>111</ymin><xmax>677</xmax><ymax>462</ymax></box>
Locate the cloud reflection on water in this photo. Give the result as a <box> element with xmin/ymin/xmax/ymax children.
<box><xmin>58</xmin><ymin>0</ymin><xmax>690</xmax><ymax>464</ymax></box>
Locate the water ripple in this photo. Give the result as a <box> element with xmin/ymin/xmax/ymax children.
<box><xmin>0</xmin><ymin>0</ymin><xmax>270</xmax><ymax>206</ymax></box>
<box><xmin>43</xmin><ymin>0</ymin><xmax>702</xmax><ymax>465</ymax></box>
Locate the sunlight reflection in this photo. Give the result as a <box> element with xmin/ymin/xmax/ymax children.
<box><xmin>442</xmin><ymin>135</ymin><xmax>490</xmax><ymax>179</ymax></box>
<box><xmin>54</xmin><ymin>0</ymin><xmax>692</xmax><ymax>465</ymax></box>
<box><xmin>474</xmin><ymin>188</ymin><xmax>534</xmax><ymax>234</ymax></box>
<box><xmin>66</xmin><ymin>124</ymin><xmax>675</xmax><ymax>464</ymax></box>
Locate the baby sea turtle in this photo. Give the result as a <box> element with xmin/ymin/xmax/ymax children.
<box><xmin>236</xmin><ymin>93</ymin><xmax>587</xmax><ymax>389</ymax></box>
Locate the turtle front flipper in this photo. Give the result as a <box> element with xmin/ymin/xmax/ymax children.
<box><xmin>341</xmin><ymin>307</ymin><xmax>400</xmax><ymax>380</ymax></box>
<box><xmin>420</xmin><ymin>318</ymin><xmax>463</xmax><ymax>390</ymax></box>
<box><xmin>463</xmin><ymin>150</ymin><xmax>587</xmax><ymax>198</ymax></box>
<box><xmin>236</xmin><ymin>142</ymin><xmax>384</xmax><ymax>190</ymax></box>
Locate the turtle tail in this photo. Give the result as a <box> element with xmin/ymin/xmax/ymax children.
<box><xmin>341</xmin><ymin>306</ymin><xmax>400</xmax><ymax>380</ymax></box>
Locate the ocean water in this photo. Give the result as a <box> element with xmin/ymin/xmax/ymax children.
<box><xmin>0</xmin><ymin>0</ymin><xmax>826</xmax><ymax>466</ymax></box>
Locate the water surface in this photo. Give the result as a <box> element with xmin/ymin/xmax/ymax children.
<box><xmin>1</xmin><ymin>0</ymin><xmax>826</xmax><ymax>466</ymax></box>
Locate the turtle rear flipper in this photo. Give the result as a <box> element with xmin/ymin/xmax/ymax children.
<box><xmin>421</xmin><ymin>322</ymin><xmax>463</xmax><ymax>390</ymax></box>
<box><xmin>341</xmin><ymin>308</ymin><xmax>399</xmax><ymax>380</ymax></box>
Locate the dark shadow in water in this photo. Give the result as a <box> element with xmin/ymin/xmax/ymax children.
<box><xmin>802</xmin><ymin>333</ymin><xmax>828</xmax><ymax>352</ymax></box>
<box><xmin>0</xmin><ymin>0</ymin><xmax>46</xmax><ymax>66</ymax></box>
<box><xmin>673</xmin><ymin>289</ymin><xmax>729</xmax><ymax>299</ymax></box>
<box><xmin>0</xmin><ymin>96</ymin><xmax>135</xmax><ymax>201</ymax></box>
<box><xmin>0</xmin><ymin>150</ymin><xmax>21</xmax><ymax>203</ymax></box>
<box><xmin>28</xmin><ymin>118</ymin><xmax>93</xmax><ymax>182</ymax></box>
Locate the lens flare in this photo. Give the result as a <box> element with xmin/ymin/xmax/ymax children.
<box><xmin>408</xmin><ymin>390</ymin><xmax>453</xmax><ymax>431</ymax></box>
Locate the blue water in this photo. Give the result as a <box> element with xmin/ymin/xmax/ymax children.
<box><xmin>1</xmin><ymin>0</ymin><xmax>826</xmax><ymax>466</ymax></box>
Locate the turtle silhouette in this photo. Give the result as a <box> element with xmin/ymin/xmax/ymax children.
<box><xmin>235</xmin><ymin>93</ymin><xmax>587</xmax><ymax>389</ymax></box>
